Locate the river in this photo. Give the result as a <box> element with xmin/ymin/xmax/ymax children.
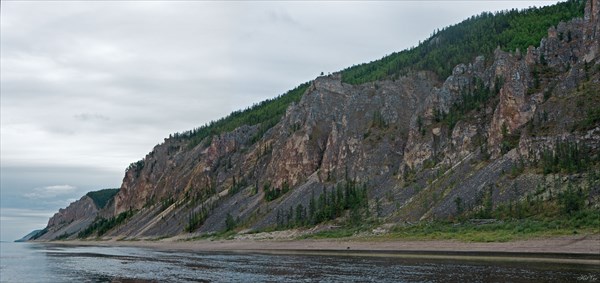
<box><xmin>1</xmin><ymin>241</ymin><xmax>598</xmax><ymax>282</ymax></box>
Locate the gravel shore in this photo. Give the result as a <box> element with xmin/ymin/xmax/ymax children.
<box><xmin>47</xmin><ymin>234</ymin><xmax>600</xmax><ymax>264</ymax></box>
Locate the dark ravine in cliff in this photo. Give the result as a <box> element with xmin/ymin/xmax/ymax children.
<box><xmin>32</xmin><ymin>0</ymin><xmax>600</xmax><ymax>241</ymax></box>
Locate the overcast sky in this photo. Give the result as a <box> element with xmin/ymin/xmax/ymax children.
<box><xmin>1</xmin><ymin>1</ymin><xmax>561</xmax><ymax>241</ymax></box>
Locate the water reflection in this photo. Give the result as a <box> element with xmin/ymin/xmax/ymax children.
<box><xmin>0</xmin><ymin>242</ymin><xmax>598</xmax><ymax>283</ymax></box>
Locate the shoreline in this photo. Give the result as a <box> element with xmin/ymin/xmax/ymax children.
<box><xmin>38</xmin><ymin>234</ymin><xmax>600</xmax><ymax>265</ymax></box>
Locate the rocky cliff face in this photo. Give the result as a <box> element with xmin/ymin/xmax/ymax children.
<box><xmin>35</xmin><ymin>195</ymin><xmax>99</xmax><ymax>240</ymax></box>
<box><xmin>37</xmin><ymin>0</ymin><xmax>600</xmax><ymax>240</ymax></box>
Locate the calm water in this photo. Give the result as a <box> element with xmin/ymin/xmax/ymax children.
<box><xmin>1</xmin><ymin>242</ymin><xmax>598</xmax><ymax>282</ymax></box>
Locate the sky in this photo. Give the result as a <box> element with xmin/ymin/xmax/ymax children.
<box><xmin>0</xmin><ymin>0</ymin><xmax>561</xmax><ymax>241</ymax></box>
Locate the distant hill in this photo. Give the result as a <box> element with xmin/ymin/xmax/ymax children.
<box><xmin>87</xmin><ymin>188</ymin><xmax>119</xmax><ymax>209</ymax></box>
<box><xmin>15</xmin><ymin>229</ymin><xmax>43</xmax><ymax>242</ymax></box>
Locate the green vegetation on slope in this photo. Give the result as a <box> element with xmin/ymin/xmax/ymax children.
<box><xmin>303</xmin><ymin>200</ymin><xmax>599</xmax><ymax>242</ymax></box>
<box><xmin>299</xmin><ymin>210</ymin><xmax>598</xmax><ymax>241</ymax></box>
<box><xmin>86</xmin><ymin>188</ymin><xmax>119</xmax><ymax>209</ymax></box>
<box><xmin>263</xmin><ymin>182</ymin><xmax>290</xmax><ymax>202</ymax></box>
<box><xmin>434</xmin><ymin>77</ymin><xmax>500</xmax><ymax>134</ymax></box>
<box><xmin>341</xmin><ymin>0</ymin><xmax>584</xmax><ymax>85</ymax></box>
<box><xmin>385</xmin><ymin>211</ymin><xmax>599</xmax><ymax>242</ymax></box>
<box><xmin>77</xmin><ymin>210</ymin><xmax>136</xmax><ymax>238</ymax></box>
<box><xmin>389</xmin><ymin>177</ymin><xmax>598</xmax><ymax>242</ymax></box>
<box><xmin>304</xmin><ymin>167</ymin><xmax>600</xmax><ymax>242</ymax></box>
<box><xmin>536</xmin><ymin>140</ymin><xmax>596</xmax><ymax>174</ymax></box>
<box><xmin>275</xmin><ymin>180</ymin><xmax>369</xmax><ymax>229</ymax></box>
<box><xmin>173</xmin><ymin>83</ymin><xmax>310</xmax><ymax>149</ymax></box>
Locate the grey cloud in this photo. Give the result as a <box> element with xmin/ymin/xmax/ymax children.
<box><xmin>74</xmin><ymin>113</ymin><xmax>110</xmax><ymax>122</ymax></box>
<box><xmin>23</xmin><ymin>185</ymin><xmax>77</xmax><ymax>199</ymax></box>
<box><xmin>266</xmin><ymin>9</ymin><xmax>303</xmax><ymax>29</ymax></box>
<box><xmin>0</xmin><ymin>208</ymin><xmax>55</xmax><ymax>220</ymax></box>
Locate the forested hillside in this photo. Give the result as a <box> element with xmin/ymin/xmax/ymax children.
<box><xmin>86</xmin><ymin>189</ymin><xmax>119</xmax><ymax>209</ymax></box>
<box><xmin>168</xmin><ymin>0</ymin><xmax>586</xmax><ymax>152</ymax></box>
<box><xmin>157</xmin><ymin>0</ymin><xmax>586</xmax><ymax>151</ymax></box>
<box><xmin>173</xmin><ymin>83</ymin><xmax>310</xmax><ymax>148</ymax></box>
<box><xmin>341</xmin><ymin>0</ymin><xmax>585</xmax><ymax>84</ymax></box>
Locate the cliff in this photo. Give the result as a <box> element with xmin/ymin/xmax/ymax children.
<box><xmin>34</xmin><ymin>195</ymin><xmax>100</xmax><ymax>240</ymax></box>
<box><xmin>34</xmin><ymin>0</ymin><xmax>600</xmax><ymax>241</ymax></box>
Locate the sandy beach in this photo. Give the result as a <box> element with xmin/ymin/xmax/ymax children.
<box><xmin>47</xmin><ymin>234</ymin><xmax>600</xmax><ymax>265</ymax></box>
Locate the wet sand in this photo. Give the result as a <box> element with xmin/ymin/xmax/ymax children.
<box><xmin>50</xmin><ymin>234</ymin><xmax>600</xmax><ymax>265</ymax></box>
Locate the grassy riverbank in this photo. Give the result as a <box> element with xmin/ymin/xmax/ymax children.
<box><xmin>301</xmin><ymin>209</ymin><xmax>600</xmax><ymax>242</ymax></box>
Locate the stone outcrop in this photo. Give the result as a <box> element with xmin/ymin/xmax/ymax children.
<box><xmin>487</xmin><ymin>49</ymin><xmax>535</xmax><ymax>158</ymax></box>
<box><xmin>36</xmin><ymin>195</ymin><xmax>99</xmax><ymax>240</ymax></box>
